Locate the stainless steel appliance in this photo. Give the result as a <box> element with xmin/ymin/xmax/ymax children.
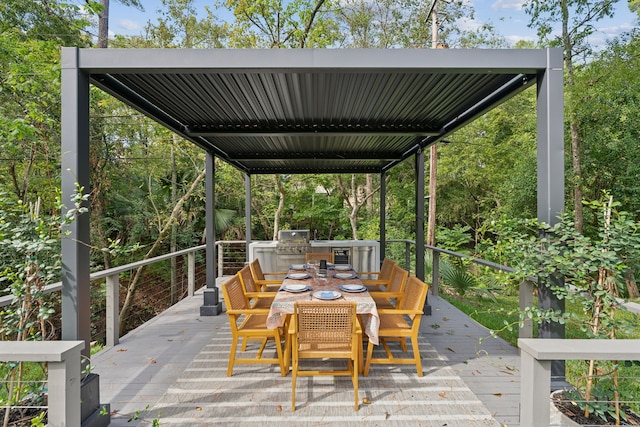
<box><xmin>275</xmin><ymin>230</ymin><xmax>311</xmax><ymax>255</ymax></box>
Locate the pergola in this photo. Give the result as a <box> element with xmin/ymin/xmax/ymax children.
<box><xmin>60</xmin><ymin>47</ymin><xmax>564</xmax><ymax>357</ymax></box>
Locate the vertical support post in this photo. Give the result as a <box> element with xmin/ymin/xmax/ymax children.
<box><xmin>519</xmin><ymin>350</ymin><xmax>552</xmax><ymax>427</ymax></box>
<box><xmin>415</xmin><ymin>148</ymin><xmax>430</xmax><ymax>314</ymax></box>
<box><xmin>187</xmin><ymin>251</ymin><xmax>195</xmax><ymax>296</ymax></box>
<box><xmin>245</xmin><ymin>174</ymin><xmax>252</xmax><ymax>261</ymax></box>
<box><xmin>537</xmin><ymin>47</ymin><xmax>565</xmax><ymax>387</ymax></box>
<box><xmin>431</xmin><ymin>250</ymin><xmax>439</xmax><ymax>297</ymax></box>
<box><xmin>47</xmin><ymin>342</ymin><xmax>84</xmax><ymax>427</ymax></box>
<box><xmin>105</xmin><ymin>273</ymin><xmax>120</xmax><ymax>347</ymax></box>
<box><xmin>379</xmin><ymin>171</ymin><xmax>386</xmax><ymax>265</ymax></box>
<box><xmin>60</xmin><ymin>47</ymin><xmax>91</xmax><ymax>360</ymax></box>
<box><xmin>415</xmin><ymin>149</ymin><xmax>425</xmax><ymax>280</ymax></box>
<box><xmin>201</xmin><ymin>151</ymin><xmax>222</xmax><ymax>315</ymax></box>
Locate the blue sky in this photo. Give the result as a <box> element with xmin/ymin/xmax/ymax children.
<box><xmin>108</xmin><ymin>0</ymin><xmax>638</xmax><ymax>48</ymax></box>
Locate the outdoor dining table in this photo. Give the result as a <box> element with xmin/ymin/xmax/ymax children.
<box><xmin>265</xmin><ymin>265</ymin><xmax>380</xmax><ymax>346</ymax></box>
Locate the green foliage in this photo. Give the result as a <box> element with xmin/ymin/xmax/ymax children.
<box><xmin>490</xmin><ymin>193</ymin><xmax>640</xmax><ymax>423</ymax></box>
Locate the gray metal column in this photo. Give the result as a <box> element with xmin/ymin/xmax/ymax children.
<box><xmin>415</xmin><ymin>149</ymin><xmax>425</xmax><ymax>281</ymax></box>
<box><xmin>245</xmin><ymin>174</ymin><xmax>252</xmax><ymax>261</ymax></box>
<box><xmin>201</xmin><ymin>151</ymin><xmax>222</xmax><ymax>315</ymax></box>
<box><xmin>536</xmin><ymin>47</ymin><xmax>565</xmax><ymax>388</ymax></box>
<box><xmin>379</xmin><ymin>171</ymin><xmax>386</xmax><ymax>265</ymax></box>
<box><xmin>60</xmin><ymin>48</ymin><xmax>91</xmax><ymax>359</ymax></box>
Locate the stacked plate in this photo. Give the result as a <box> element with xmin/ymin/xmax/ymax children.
<box><xmin>281</xmin><ymin>284</ymin><xmax>310</xmax><ymax>292</ymax></box>
<box><xmin>286</xmin><ymin>272</ymin><xmax>311</xmax><ymax>280</ymax></box>
<box><xmin>338</xmin><ymin>284</ymin><xmax>366</xmax><ymax>293</ymax></box>
<box><xmin>313</xmin><ymin>290</ymin><xmax>341</xmax><ymax>300</ymax></box>
<box><xmin>334</xmin><ymin>272</ymin><xmax>357</xmax><ymax>279</ymax></box>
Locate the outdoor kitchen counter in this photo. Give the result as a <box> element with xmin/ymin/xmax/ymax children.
<box><xmin>249</xmin><ymin>240</ymin><xmax>380</xmax><ymax>275</ymax></box>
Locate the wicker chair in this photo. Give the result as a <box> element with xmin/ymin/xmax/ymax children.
<box><xmin>289</xmin><ymin>301</ymin><xmax>361</xmax><ymax>411</ymax></box>
<box><xmin>363</xmin><ymin>275</ymin><xmax>429</xmax><ymax>377</ymax></box>
<box><xmin>249</xmin><ymin>258</ymin><xmax>285</xmax><ymax>292</ymax></box>
<box><xmin>360</xmin><ymin>258</ymin><xmax>396</xmax><ymax>291</ymax></box>
<box><xmin>305</xmin><ymin>252</ymin><xmax>334</xmax><ymax>264</ymax></box>
<box><xmin>369</xmin><ymin>264</ymin><xmax>409</xmax><ymax>309</ymax></box>
<box><xmin>221</xmin><ymin>274</ymin><xmax>286</xmax><ymax>377</ymax></box>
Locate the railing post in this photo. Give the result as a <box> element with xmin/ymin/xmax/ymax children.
<box><xmin>47</xmin><ymin>343</ymin><xmax>83</xmax><ymax>427</ymax></box>
<box><xmin>519</xmin><ymin>348</ymin><xmax>551</xmax><ymax>427</ymax></box>
<box><xmin>187</xmin><ymin>251</ymin><xmax>195</xmax><ymax>296</ymax></box>
<box><xmin>218</xmin><ymin>242</ymin><xmax>224</xmax><ymax>278</ymax></box>
<box><xmin>519</xmin><ymin>280</ymin><xmax>534</xmax><ymax>338</ymax></box>
<box><xmin>106</xmin><ymin>273</ymin><xmax>119</xmax><ymax>347</ymax></box>
<box><xmin>431</xmin><ymin>250</ymin><xmax>439</xmax><ymax>296</ymax></box>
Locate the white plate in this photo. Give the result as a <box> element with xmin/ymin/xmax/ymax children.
<box><xmin>334</xmin><ymin>273</ymin><xmax>356</xmax><ymax>279</ymax></box>
<box><xmin>287</xmin><ymin>273</ymin><xmax>310</xmax><ymax>280</ymax></box>
<box><xmin>290</xmin><ymin>264</ymin><xmax>306</xmax><ymax>270</ymax></box>
<box><xmin>313</xmin><ymin>290</ymin><xmax>342</xmax><ymax>300</ymax></box>
<box><xmin>283</xmin><ymin>284</ymin><xmax>309</xmax><ymax>292</ymax></box>
<box><xmin>340</xmin><ymin>284</ymin><xmax>366</xmax><ymax>292</ymax></box>
<box><xmin>334</xmin><ymin>265</ymin><xmax>353</xmax><ymax>271</ymax></box>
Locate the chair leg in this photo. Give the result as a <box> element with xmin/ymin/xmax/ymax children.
<box><xmin>363</xmin><ymin>340</ymin><xmax>375</xmax><ymax>377</ymax></box>
<box><xmin>411</xmin><ymin>335</ymin><xmax>423</xmax><ymax>377</ymax></box>
<box><xmin>353</xmin><ymin>356</ymin><xmax>359</xmax><ymax>411</ymax></box>
<box><xmin>291</xmin><ymin>358</ymin><xmax>298</xmax><ymax>411</ymax></box>
<box><xmin>274</xmin><ymin>332</ymin><xmax>286</xmax><ymax>376</ymax></box>
<box><xmin>227</xmin><ymin>335</ymin><xmax>239</xmax><ymax>377</ymax></box>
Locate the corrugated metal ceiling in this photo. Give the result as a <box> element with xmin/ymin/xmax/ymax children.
<box><xmin>88</xmin><ymin>49</ymin><xmax>540</xmax><ymax>174</ymax></box>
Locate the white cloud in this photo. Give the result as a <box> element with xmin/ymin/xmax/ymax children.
<box><xmin>491</xmin><ymin>0</ymin><xmax>526</xmax><ymax>11</ymax></box>
<box><xmin>119</xmin><ymin>19</ymin><xmax>142</xmax><ymax>32</ymax></box>
<box><xmin>456</xmin><ymin>17</ymin><xmax>483</xmax><ymax>31</ymax></box>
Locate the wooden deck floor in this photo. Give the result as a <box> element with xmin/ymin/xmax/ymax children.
<box><xmin>92</xmin><ymin>281</ymin><xmax>521</xmax><ymax>426</ymax></box>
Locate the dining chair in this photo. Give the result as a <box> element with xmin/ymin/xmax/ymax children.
<box><xmin>363</xmin><ymin>275</ymin><xmax>429</xmax><ymax>377</ymax></box>
<box><xmin>305</xmin><ymin>252</ymin><xmax>334</xmax><ymax>264</ymax></box>
<box><xmin>221</xmin><ymin>274</ymin><xmax>286</xmax><ymax>377</ymax></box>
<box><xmin>360</xmin><ymin>258</ymin><xmax>396</xmax><ymax>291</ymax></box>
<box><xmin>369</xmin><ymin>264</ymin><xmax>409</xmax><ymax>309</ymax></box>
<box><xmin>238</xmin><ymin>264</ymin><xmax>275</xmax><ymax>309</ymax></box>
<box><xmin>250</xmin><ymin>258</ymin><xmax>285</xmax><ymax>292</ymax></box>
<box><xmin>289</xmin><ymin>301</ymin><xmax>361</xmax><ymax>411</ymax></box>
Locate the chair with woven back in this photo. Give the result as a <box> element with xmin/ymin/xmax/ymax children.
<box><xmin>363</xmin><ymin>275</ymin><xmax>430</xmax><ymax>377</ymax></box>
<box><xmin>360</xmin><ymin>258</ymin><xmax>396</xmax><ymax>292</ymax></box>
<box><xmin>250</xmin><ymin>258</ymin><xmax>286</xmax><ymax>292</ymax></box>
<box><xmin>305</xmin><ymin>252</ymin><xmax>334</xmax><ymax>264</ymax></box>
<box><xmin>289</xmin><ymin>301</ymin><xmax>361</xmax><ymax>411</ymax></box>
<box><xmin>221</xmin><ymin>274</ymin><xmax>286</xmax><ymax>377</ymax></box>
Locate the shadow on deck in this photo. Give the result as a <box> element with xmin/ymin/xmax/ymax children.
<box><xmin>92</xmin><ymin>280</ymin><xmax>521</xmax><ymax>426</ymax></box>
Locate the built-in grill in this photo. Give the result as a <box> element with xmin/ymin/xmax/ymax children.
<box><xmin>275</xmin><ymin>230</ymin><xmax>311</xmax><ymax>255</ymax></box>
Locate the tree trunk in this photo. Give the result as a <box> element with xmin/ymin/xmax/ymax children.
<box><xmin>98</xmin><ymin>0</ymin><xmax>109</xmax><ymax>48</ymax></box>
<box><xmin>273</xmin><ymin>175</ymin><xmax>286</xmax><ymax>241</ymax></box>
<box><xmin>119</xmin><ymin>168</ymin><xmax>206</xmax><ymax>334</ymax></box>
<box><xmin>365</xmin><ymin>173</ymin><xmax>373</xmax><ymax>216</ymax></box>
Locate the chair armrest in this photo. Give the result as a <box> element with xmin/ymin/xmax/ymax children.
<box><xmin>226</xmin><ymin>308</ymin><xmax>271</xmax><ymax>315</ymax></box>
<box><xmin>256</xmin><ymin>279</ymin><xmax>283</xmax><ymax>285</ymax></box>
<box><xmin>358</xmin><ymin>271</ymin><xmax>380</xmax><ymax>276</ymax></box>
<box><xmin>361</xmin><ymin>279</ymin><xmax>388</xmax><ymax>285</ymax></box>
<box><xmin>369</xmin><ymin>291</ymin><xmax>403</xmax><ymax>299</ymax></box>
<box><xmin>377</xmin><ymin>308</ymin><xmax>423</xmax><ymax>315</ymax></box>
<box><xmin>245</xmin><ymin>291</ymin><xmax>277</xmax><ymax>298</ymax></box>
<box><xmin>263</xmin><ymin>271</ymin><xmax>288</xmax><ymax>277</ymax></box>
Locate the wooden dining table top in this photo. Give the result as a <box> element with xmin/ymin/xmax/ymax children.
<box><xmin>265</xmin><ymin>266</ymin><xmax>380</xmax><ymax>345</ymax></box>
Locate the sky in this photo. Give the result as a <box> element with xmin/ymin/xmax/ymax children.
<box><xmin>108</xmin><ymin>0</ymin><xmax>638</xmax><ymax>48</ymax></box>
